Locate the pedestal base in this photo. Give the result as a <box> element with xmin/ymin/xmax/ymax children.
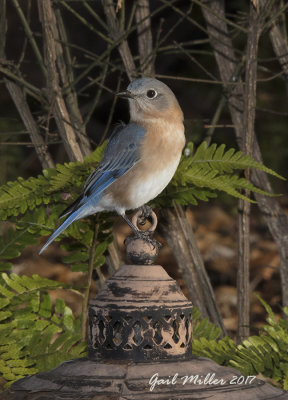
<box><xmin>1</xmin><ymin>356</ymin><xmax>288</xmax><ymax>400</ymax></box>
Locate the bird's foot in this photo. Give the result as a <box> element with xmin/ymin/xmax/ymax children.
<box><xmin>135</xmin><ymin>230</ymin><xmax>162</xmax><ymax>250</ymax></box>
<box><xmin>137</xmin><ymin>205</ymin><xmax>153</xmax><ymax>226</ymax></box>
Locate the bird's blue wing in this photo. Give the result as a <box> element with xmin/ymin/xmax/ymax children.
<box><xmin>60</xmin><ymin>122</ymin><xmax>146</xmax><ymax>219</ymax></box>
<box><xmin>83</xmin><ymin>122</ymin><xmax>145</xmax><ymax>197</ymax></box>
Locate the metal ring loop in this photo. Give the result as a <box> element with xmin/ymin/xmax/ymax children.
<box><xmin>131</xmin><ymin>210</ymin><xmax>158</xmax><ymax>233</ymax></box>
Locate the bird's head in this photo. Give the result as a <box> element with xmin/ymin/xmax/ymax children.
<box><xmin>116</xmin><ymin>78</ymin><xmax>183</xmax><ymax>123</ymax></box>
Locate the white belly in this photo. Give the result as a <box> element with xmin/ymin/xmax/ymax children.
<box><xmin>128</xmin><ymin>154</ymin><xmax>181</xmax><ymax>209</ymax></box>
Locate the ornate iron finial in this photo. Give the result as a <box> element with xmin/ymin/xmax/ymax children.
<box><xmin>125</xmin><ymin>209</ymin><xmax>160</xmax><ymax>265</ymax></box>
<box><xmin>88</xmin><ymin>209</ymin><xmax>192</xmax><ymax>361</ymax></box>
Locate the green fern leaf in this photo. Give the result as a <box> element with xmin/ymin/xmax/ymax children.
<box><xmin>0</xmin><ymin>142</ymin><xmax>106</xmax><ymax>222</ymax></box>
<box><xmin>181</xmin><ymin>141</ymin><xmax>285</xmax><ymax>179</ymax></box>
<box><xmin>0</xmin><ymin>273</ymin><xmax>86</xmax><ymax>388</ymax></box>
<box><xmin>168</xmin><ymin>141</ymin><xmax>285</xmax><ymax>207</ymax></box>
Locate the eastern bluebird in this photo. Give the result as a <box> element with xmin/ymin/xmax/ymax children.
<box><xmin>39</xmin><ymin>78</ymin><xmax>185</xmax><ymax>254</ymax></box>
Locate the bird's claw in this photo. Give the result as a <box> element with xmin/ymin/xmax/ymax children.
<box><xmin>135</xmin><ymin>230</ymin><xmax>162</xmax><ymax>250</ymax></box>
<box><xmin>137</xmin><ymin>205</ymin><xmax>153</xmax><ymax>226</ymax></box>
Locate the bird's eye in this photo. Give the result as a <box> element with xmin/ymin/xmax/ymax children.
<box><xmin>146</xmin><ymin>89</ymin><xmax>157</xmax><ymax>99</ymax></box>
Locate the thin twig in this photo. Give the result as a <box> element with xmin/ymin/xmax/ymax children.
<box><xmin>78</xmin><ymin>73</ymin><xmax>115</xmax><ymax>95</ymax></box>
<box><xmin>204</xmin><ymin>124</ymin><xmax>234</xmax><ymax>129</ymax></box>
<box><xmin>0</xmin><ymin>65</ymin><xmax>43</xmax><ymax>99</ymax></box>
<box><xmin>150</xmin><ymin>17</ymin><xmax>164</xmax><ymax>68</ymax></box>
<box><xmin>262</xmin><ymin>0</ymin><xmax>288</xmax><ymax>31</ymax></box>
<box><xmin>158</xmin><ymin>4</ymin><xmax>194</xmax><ymax>48</ymax></box>
<box><xmin>0</xmin><ymin>141</ymin><xmax>62</xmax><ymax>146</ymax></box>
<box><xmin>160</xmin><ymin>0</ymin><xmax>245</xmax><ymax>54</ymax></box>
<box><xmin>5</xmin><ymin>80</ymin><xmax>55</xmax><ymax>169</ymax></box>
<box><xmin>11</xmin><ymin>0</ymin><xmax>47</xmax><ymax>78</ymax></box>
<box><xmin>100</xmin><ymin>75</ymin><xmax>122</xmax><ymax>143</ymax></box>
<box><xmin>237</xmin><ymin>3</ymin><xmax>261</xmax><ymax>343</ymax></box>
<box><xmin>0</xmin><ymin>0</ymin><xmax>6</xmax><ymax>59</ymax></box>
<box><xmin>205</xmin><ymin>61</ymin><xmax>244</xmax><ymax>145</ymax></box>
<box><xmin>257</xmin><ymin>69</ymin><xmax>286</xmax><ymax>82</ymax></box>
<box><xmin>173</xmin><ymin>41</ymin><xmax>218</xmax><ymax>82</ymax></box>
<box><xmin>256</xmin><ymin>107</ymin><xmax>288</xmax><ymax>116</ymax></box>
<box><xmin>0</xmin><ymin>130</ymin><xmax>29</xmax><ymax>135</ymax></box>
<box><xmin>17</xmin><ymin>0</ymin><xmax>31</xmax><ymax>68</ymax></box>
<box><xmin>204</xmin><ymin>96</ymin><xmax>227</xmax><ymax>146</ymax></box>
<box><xmin>127</xmin><ymin>0</ymin><xmax>137</xmax><ymax>31</ymax></box>
<box><xmin>60</xmin><ymin>1</ymin><xmax>113</xmax><ymax>44</ymax></box>
<box><xmin>83</xmin><ymin>57</ymin><xmax>110</xmax><ymax>126</ymax></box>
<box><xmin>155</xmin><ymin>73</ymin><xmax>243</xmax><ymax>85</ymax></box>
<box><xmin>83</xmin><ymin>1</ymin><xmax>109</xmax><ymax>31</ymax></box>
<box><xmin>193</xmin><ymin>0</ymin><xmax>247</xmax><ymax>33</ymax></box>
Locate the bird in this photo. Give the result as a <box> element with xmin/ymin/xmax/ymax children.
<box><xmin>39</xmin><ymin>77</ymin><xmax>185</xmax><ymax>254</ymax></box>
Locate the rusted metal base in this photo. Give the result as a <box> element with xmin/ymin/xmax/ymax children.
<box><xmin>2</xmin><ymin>356</ymin><xmax>288</xmax><ymax>400</ymax></box>
<box><xmin>88</xmin><ymin>264</ymin><xmax>192</xmax><ymax>362</ymax></box>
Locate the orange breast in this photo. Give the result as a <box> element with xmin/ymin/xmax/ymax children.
<box><xmin>106</xmin><ymin>117</ymin><xmax>185</xmax><ymax>209</ymax></box>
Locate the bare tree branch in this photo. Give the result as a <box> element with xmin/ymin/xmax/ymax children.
<box><xmin>135</xmin><ymin>0</ymin><xmax>155</xmax><ymax>75</ymax></box>
<box><xmin>5</xmin><ymin>80</ymin><xmax>55</xmax><ymax>169</ymax></box>
<box><xmin>38</xmin><ymin>0</ymin><xmax>85</xmax><ymax>162</ymax></box>
<box><xmin>102</xmin><ymin>0</ymin><xmax>137</xmax><ymax>81</ymax></box>
<box><xmin>237</xmin><ymin>2</ymin><xmax>261</xmax><ymax>343</ymax></box>
<box><xmin>265</xmin><ymin>0</ymin><xmax>288</xmax><ymax>79</ymax></box>
<box><xmin>0</xmin><ymin>0</ymin><xmax>6</xmax><ymax>59</ymax></box>
<box><xmin>55</xmin><ymin>8</ymin><xmax>92</xmax><ymax>157</ymax></box>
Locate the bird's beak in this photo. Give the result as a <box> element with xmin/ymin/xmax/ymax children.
<box><xmin>115</xmin><ymin>90</ymin><xmax>135</xmax><ymax>99</ymax></box>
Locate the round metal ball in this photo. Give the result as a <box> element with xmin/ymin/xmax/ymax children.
<box><xmin>125</xmin><ymin>235</ymin><xmax>159</xmax><ymax>265</ymax></box>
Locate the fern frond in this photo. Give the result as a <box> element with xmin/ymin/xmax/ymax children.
<box><xmin>0</xmin><ymin>227</ymin><xmax>39</xmax><ymax>272</ymax></box>
<box><xmin>181</xmin><ymin>142</ymin><xmax>285</xmax><ymax>179</ymax></box>
<box><xmin>48</xmin><ymin>141</ymin><xmax>106</xmax><ymax>192</ymax></box>
<box><xmin>60</xmin><ymin>218</ymin><xmax>112</xmax><ymax>272</ymax></box>
<box><xmin>192</xmin><ymin>307</ymin><xmax>236</xmax><ymax>365</ymax></box>
<box><xmin>184</xmin><ymin>168</ymin><xmax>275</xmax><ymax>202</ymax></box>
<box><xmin>0</xmin><ymin>142</ymin><xmax>106</xmax><ymax>221</ymax></box>
<box><xmin>0</xmin><ymin>274</ymin><xmax>86</xmax><ymax>388</ymax></box>
<box><xmin>169</xmin><ymin>141</ymin><xmax>284</xmax><ymax>206</ymax></box>
<box><xmin>192</xmin><ymin>298</ymin><xmax>288</xmax><ymax>389</ymax></box>
<box><xmin>0</xmin><ymin>175</ymin><xmax>54</xmax><ymax>220</ymax></box>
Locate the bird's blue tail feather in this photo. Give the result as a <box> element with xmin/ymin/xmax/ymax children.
<box><xmin>39</xmin><ymin>206</ymin><xmax>88</xmax><ymax>255</ymax></box>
